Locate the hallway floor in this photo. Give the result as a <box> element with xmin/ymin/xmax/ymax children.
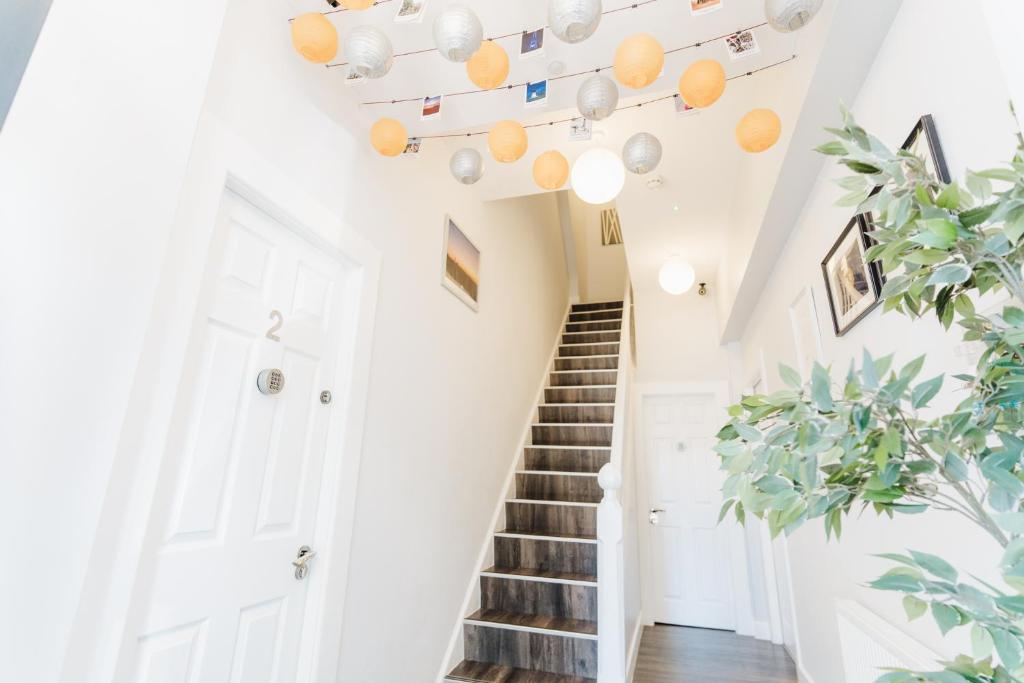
<box><xmin>633</xmin><ymin>625</ymin><xmax>797</xmax><ymax>683</ymax></box>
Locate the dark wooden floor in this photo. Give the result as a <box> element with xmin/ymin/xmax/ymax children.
<box><xmin>633</xmin><ymin>625</ymin><xmax>797</xmax><ymax>683</ymax></box>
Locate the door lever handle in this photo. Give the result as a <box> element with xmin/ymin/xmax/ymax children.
<box><xmin>649</xmin><ymin>508</ymin><xmax>665</xmax><ymax>525</ymax></box>
<box><xmin>292</xmin><ymin>545</ymin><xmax>317</xmax><ymax>580</ymax></box>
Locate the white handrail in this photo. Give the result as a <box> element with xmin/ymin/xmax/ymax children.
<box><xmin>597</xmin><ymin>279</ymin><xmax>634</xmax><ymax>683</ymax></box>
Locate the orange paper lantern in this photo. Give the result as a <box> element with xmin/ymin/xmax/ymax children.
<box><xmin>736</xmin><ymin>109</ymin><xmax>782</xmax><ymax>153</ymax></box>
<box><xmin>340</xmin><ymin>0</ymin><xmax>375</xmax><ymax>8</ymax></box>
<box><xmin>370</xmin><ymin>118</ymin><xmax>408</xmax><ymax>157</ymax></box>
<box><xmin>533</xmin><ymin>151</ymin><xmax>570</xmax><ymax>190</ymax></box>
<box><xmin>488</xmin><ymin>120</ymin><xmax>528</xmax><ymax>163</ymax></box>
<box><xmin>466</xmin><ymin>40</ymin><xmax>510</xmax><ymax>90</ymax></box>
<box><xmin>291</xmin><ymin>13</ymin><xmax>339</xmax><ymax>64</ymax></box>
<box><xmin>613</xmin><ymin>33</ymin><xmax>664</xmax><ymax>89</ymax></box>
<box><xmin>678</xmin><ymin>59</ymin><xmax>726</xmax><ymax>108</ymax></box>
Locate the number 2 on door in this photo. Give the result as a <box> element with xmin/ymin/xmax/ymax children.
<box><xmin>266</xmin><ymin>310</ymin><xmax>284</xmax><ymax>341</ymax></box>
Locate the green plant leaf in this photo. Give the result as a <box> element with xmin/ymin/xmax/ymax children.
<box><xmin>816</xmin><ymin>141</ymin><xmax>848</xmax><ymax>156</ymax></box>
<box><xmin>927</xmin><ymin>263</ymin><xmax>972</xmax><ymax>287</ymax></box>
<box><xmin>943</xmin><ymin>452</ymin><xmax>970</xmax><ymax>482</ymax></box>
<box><xmin>991</xmin><ymin>628</ymin><xmax>1024</xmax><ymax>669</ymax></box>
<box><xmin>911</xmin><ymin>375</ymin><xmax>944</xmax><ymax>409</ymax></box>
<box><xmin>811</xmin><ymin>364</ymin><xmax>834</xmax><ymax>412</ymax></box>
<box><xmin>931</xmin><ymin>602</ymin><xmax>961</xmax><ymax>635</ymax></box>
<box><xmin>778</xmin><ymin>363</ymin><xmax>802</xmax><ymax>389</ymax></box>
<box><xmin>972</xmin><ymin>624</ymin><xmax>994</xmax><ymax>660</ymax></box>
<box><xmin>903</xmin><ymin>595</ymin><xmax>928</xmax><ymax>621</ymax></box>
<box><xmin>909</xmin><ymin>550</ymin><xmax>958</xmax><ymax>582</ymax></box>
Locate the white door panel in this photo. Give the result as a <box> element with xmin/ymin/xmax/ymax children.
<box><xmin>120</xmin><ymin>189</ymin><xmax>350</xmax><ymax>682</ymax></box>
<box><xmin>645</xmin><ymin>393</ymin><xmax>736</xmax><ymax>630</ymax></box>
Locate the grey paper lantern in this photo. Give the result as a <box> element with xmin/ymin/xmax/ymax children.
<box><xmin>450</xmin><ymin>148</ymin><xmax>484</xmax><ymax>185</ymax></box>
<box><xmin>764</xmin><ymin>0</ymin><xmax>824</xmax><ymax>32</ymax></box>
<box><xmin>622</xmin><ymin>132</ymin><xmax>662</xmax><ymax>175</ymax></box>
<box><xmin>433</xmin><ymin>5</ymin><xmax>483</xmax><ymax>62</ymax></box>
<box><xmin>548</xmin><ymin>0</ymin><xmax>602</xmax><ymax>44</ymax></box>
<box><xmin>576</xmin><ymin>74</ymin><xmax>618</xmax><ymax>121</ymax></box>
<box><xmin>344</xmin><ymin>25</ymin><xmax>394</xmax><ymax>78</ymax></box>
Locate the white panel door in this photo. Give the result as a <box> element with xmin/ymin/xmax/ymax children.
<box><xmin>644</xmin><ymin>393</ymin><xmax>736</xmax><ymax>629</ymax></box>
<box><xmin>120</xmin><ymin>189</ymin><xmax>351</xmax><ymax>683</ymax></box>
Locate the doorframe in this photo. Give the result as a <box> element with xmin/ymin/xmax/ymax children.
<box><xmin>633</xmin><ymin>380</ymin><xmax>753</xmax><ymax>633</ymax></box>
<box><xmin>59</xmin><ymin>113</ymin><xmax>381</xmax><ymax>683</ymax></box>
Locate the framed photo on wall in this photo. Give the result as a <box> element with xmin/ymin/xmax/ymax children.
<box><xmin>441</xmin><ymin>215</ymin><xmax>480</xmax><ymax>311</ymax></box>
<box><xmin>821</xmin><ymin>215</ymin><xmax>883</xmax><ymax>336</ymax></box>
<box><xmin>901</xmin><ymin>114</ymin><xmax>951</xmax><ymax>184</ymax></box>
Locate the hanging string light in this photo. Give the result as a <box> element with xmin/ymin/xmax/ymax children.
<box><xmin>434</xmin><ymin>5</ymin><xmax>484</xmax><ymax>63</ymax></box>
<box><xmin>736</xmin><ymin>109</ymin><xmax>782</xmax><ymax>152</ymax></box>
<box><xmin>572</xmin><ymin>148</ymin><xmax>625</xmax><ymax>204</ymax></box>
<box><xmin>488</xmin><ymin>120</ymin><xmax>528</xmax><ymax>162</ymax></box>
<box><xmin>291</xmin><ymin>13</ymin><xmax>339</xmax><ymax>64</ymax></box>
<box><xmin>369</xmin><ymin>118</ymin><xmax>407</xmax><ymax>156</ymax></box>
<box><xmin>678</xmin><ymin>59</ymin><xmax>726</xmax><ymax>108</ymax></box>
<box><xmin>450</xmin><ymin>148</ymin><xmax>485</xmax><ymax>184</ymax></box>
<box><xmin>622</xmin><ymin>132</ymin><xmax>662</xmax><ymax>174</ymax></box>
<box><xmin>466</xmin><ymin>40</ymin><xmax>509</xmax><ymax>89</ymax></box>
<box><xmin>613</xmin><ymin>33</ymin><xmax>664</xmax><ymax>89</ymax></box>
<box><xmin>345</xmin><ymin>25</ymin><xmax>394</xmax><ymax>78</ymax></box>
<box><xmin>548</xmin><ymin>0</ymin><xmax>603</xmax><ymax>44</ymax></box>
<box><xmin>533</xmin><ymin>151</ymin><xmax>570</xmax><ymax>190</ymax></box>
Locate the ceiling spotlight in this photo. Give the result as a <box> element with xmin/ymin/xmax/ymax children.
<box><xmin>673</xmin><ymin>205</ymin><xmax>679</xmax><ymax>211</ymax></box>
<box><xmin>547</xmin><ymin>60</ymin><xmax>567</xmax><ymax>77</ymax></box>
<box><xmin>659</xmin><ymin>257</ymin><xmax>696</xmax><ymax>295</ymax></box>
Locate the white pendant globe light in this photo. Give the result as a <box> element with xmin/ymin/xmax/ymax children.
<box><xmin>433</xmin><ymin>5</ymin><xmax>483</xmax><ymax>62</ymax></box>
<box><xmin>576</xmin><ymin>74</ymin><xmax>619</xmax><ymax>121</ymax></box>
<box><xmin>344</xmin><ymin>25</ymin><xmax>394</xmax><ymax>78</ymax></box>
<box><xmin>658</xmin><ymin>258</ymin><xmax>696</xmax><ymax>295</ymax></box>
<box><xmin>571</xmin><ymin>148</ymin><xmax>625</xmax><ymax>205</ymax></box>
<box><xmin>449</xmin><ymin>148</ymin><xmax>484</xmax><ymax>185</ymax></box>
<box><xmin>764</xmin><ymin>0</ymin><xmax>824</xmax><ymax>32</ymax></box>
<box><xmin>548</xmin><ymin>0</ymin><xmax>602</xmax><ymax>44</ymax></box>
<box><xmin>622</xmin><ymin>132</ymin><xmax>662</xmax><ymax>174</ymax></box>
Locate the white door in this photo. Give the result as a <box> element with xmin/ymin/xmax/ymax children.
<box><xmin>118</xmin><ymin>189</ymin><xmax>351</xmax><ymax>682</ymax></box>
<box><xmin>644</xmin><ymin>393</ymin><xmax>736</xmax><ymax>629</ymax></box>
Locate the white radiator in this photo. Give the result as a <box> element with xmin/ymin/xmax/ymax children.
<box><xmin>835</xmin><ymin>600</ymin><xmax>941</xmax><ymax>683</ymax></box>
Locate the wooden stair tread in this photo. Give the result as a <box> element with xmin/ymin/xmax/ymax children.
<box><xmin>447</xmin><ymin>660</ymin><xmax>595</xmax><ymax>683</ymax></box>
<box><xmin>465</xmin><ymin>609</ymin><xmax>598</xmax><ymax>636</ymax></box>
<box><xmin>498</xmin><ymin>528</ymin><xmax>596</xmax><ymax>541</ymax></box>
<box><xmin>483</xmin><ymin>566</ymin><xmax>596</xmax><ymax>583</ymax></box>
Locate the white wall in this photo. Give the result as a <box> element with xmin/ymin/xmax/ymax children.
<box><xmin>634</xmin><ymin>287</ymin><xmax>731</xmax><ymax>384</ymax></box>
<box><xmin>733</xmin><ymin>2</ymin><xmax>1020</xmax><ymax>681</ymax></box>
<box><xmin>568</xmin><ymin>193</ymin><xmax>628</xmax><ymax>303</ymax></box>
<box><xmin>0</xmin><ymin>0</ymin><xmax>230</xmax><ymax>680</ymax></box>
<box><xmin>2</xmin><ymin>0</ymin><xmax>569</xmax><ymax>680</ymax></box>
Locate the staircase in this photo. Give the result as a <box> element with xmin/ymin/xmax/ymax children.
<box><xmin>445</xmin><ymin>301</ymin><xmax>625</xmax><ymax>683</ymax></box>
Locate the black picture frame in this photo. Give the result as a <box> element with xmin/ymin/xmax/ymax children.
<box><xmin>901</xmin><ymin>114</ymin><xmax>951</xmax><ymax>184</ymax></box>
<box><xmin>821</xmin><ymin>215</ymin><xmax>884</xmax><ymax>336</ymax></box>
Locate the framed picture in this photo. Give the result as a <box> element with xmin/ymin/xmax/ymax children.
<box><xmin>441</xmin><ymin>215</ymin><xmax>480</xmax><ymax>310</ymax></box>
<box><xmin>421</xmin><ymin>95</ymin><xmax>442</xmax><ymax>120</ymax></box>
<box><xmin>690</xmin><ymin>0</ymin><xmax>722</xmax><ymax>15</ymax></box>
<box><xmin>520</xmin><ymin>28</ymin><xmax>545</xmax><ymax>59</ymax></box>
<box><xmin>525</xmin><ymin>80</ymin><xmax>548</xmax><ymax>108</ymax></box>
<box><xmin>725</xmin><ymin>30</ymin><xmax>760</xmax><ymax>60</ymax></box>
<box><xmin>821</xmin><ymin>215</ymin><xmax>883</xmax><ymax>336</ymax></box>
<box><xmin>394</xmin><ymin>0</ymin><xmax>427</xmax><ymax>23</ymax></box>
<box><xmin>901</xmin><ymin>114</ymin><xmax>951</xmax><ymax>184</ymax></box>
<box><xmin>569</xmin><ymin>117</ymin><xmax>592</xmax><ymax>141</ymax></box>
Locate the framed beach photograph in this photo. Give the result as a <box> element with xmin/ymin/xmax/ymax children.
<box><xmin>902</xmin><ymin>114</ymin><xmax>951</xmax><ymax>183</ymax></box>
<box><xmin>525</xmin><ymin>80</ymin><xmax>548</xmax><ymax>108</ymax></box>
<box><xmin>441</xmin><ymin>215</ymin><xmax>481</xmax><ymax>310</ymax></box>
<box><xmin>821</xmin><ymin>215</ymin><xmax>883</xmax><ymax>336</ymax></box>
<box><xmin>421</xmin><ymin>95</ymin><xmax>442</xmax><ymax>120</ymax></box>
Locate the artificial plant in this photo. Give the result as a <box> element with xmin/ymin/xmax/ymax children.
<box><xmin>716</xmin><ymin>106</ymin><xmax>1024</xmax><ymax>683</ymax></box>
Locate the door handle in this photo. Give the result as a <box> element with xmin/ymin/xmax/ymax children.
<box><xmin>292</xmin><ymin>545</ymin><xmax>317</xmax><ymax>580</ymax></box>
<box><xmin>649</xmin><ymin>509</ymin><xmax>665</xmax><ymax>525</ymax></box>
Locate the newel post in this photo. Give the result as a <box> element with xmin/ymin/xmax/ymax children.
<box><xmin>597</xmin><ymin>463</ymin><xmax>626</xmax><ymax>683</ymax></box>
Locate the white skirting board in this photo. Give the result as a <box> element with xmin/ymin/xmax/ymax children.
<box><xmin>626</xmin><ymin>613</ymin><xmax>644</xmax><ymax>682</ymax></box>
<box><xmin>434</xmin><ymin>301</ymin><xmax>571</xmax><ymax>683</ymax></box>
<box><xmin>834</xmin><ymin>599</ymin><xmax>941</xmax><ymax>683</ymax></box>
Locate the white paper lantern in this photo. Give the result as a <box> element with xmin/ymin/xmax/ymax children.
<box><xmin>434</xmin><ymin>5</ymin><xmax>483</xmax><ymax>62</ymax></box>
<box><xmin>765</xmin><ymin>0</ymin><xmax>824</xmax><ymax>32</ymax></box>
<box><xmin>622</xmin><ymin>132</ymin><xmax>662</xmax><ymax>174</ymax></box>
<box><xmin>450</xmin><ymin>148</ymin><xmax>484</xmax><ymax>185</ymax></box>
<box><xmin>344</xmin><ymin>25</ymin><xmax>394</xmax><ymax>78</ymax></box>
<box><xmin>576</xmin><ymin>74</ymin><xmax>619</xmax><ymax>121</ymax></box>
<box><xmin>571</xmin><ymin>148</ymin><xmax>625</xmax><ymax>205</ymax></box>
<box><xmin>548</xmin><ymin>0</ymin><xmax>602</xmax><ymax>44</ymax></box>
<box><xmin>658</xmin><ymin>258</ymin><xmax>696</xmax><ymax>295</ymax></box>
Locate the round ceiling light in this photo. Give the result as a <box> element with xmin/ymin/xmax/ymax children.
<box><xmin>622</xmin><ymin>132</ymin><xmax>662</xmax><ymax>175</ymax></box>
<box><xmin>290</xmin><ymin>13</ymin><xmax>339</xmax><ymax>64</ymax></box>
<box><xmin>533</xmin><ymin>151</ymin><xmax>570</xmax><ymax>190</ymax></box>
<box><xmin>450</xmin><ymin>148</ymin><xmax>484</xmax><ymax>184</ymax></box>
<box><xmin>658</xmin><ymin>258</ymin><xmax>696</xmax><ymax>295</ymax></box>
<box><xmin>613</xmin><ymin>33</ymin><xmax>664</xmax><ymax>90</ymax></box>
<box><xmin>466</xmin><ymin>40</ymin><xmax>509</xmax><ymax>89</ymax></box>
<box><xmin>571</xmin><ymin>148</ymin><xmax>625</xmax><ymax>205</ymax></box>
<box><xmin>576</xmin><ymin>74</ymin><xmax>619</xmax><ymax>121</ymax></box>
<box><xmin>765</xmin><ymin>0</ymin><xmax>824</xmax><ymax>32</ymax></box>
<box><xmin>344</xmin><ymin>25</ymin><xmax>394</xmax><ymax>78</ymax></box>
<box><xmin>736</xmin><ymin>109</ymin><xmax>782</xmax><ymax>153</ymax></box>
<box><xmin>678</xmin><ymin>59</ymin><xmax>726</xmax><ymax>108</ymax></box>
<box><xmin>369</xmin><ymin>118</ymin><xmax>407</xmax><ymax>157</ymax></box>
<box><xmin>434</xmin><ymin>5</ymin><xmax>483</xmax><ymax>62</ymax></box>
<box><xmin>548</xmin><ymin>0</ymin><xmax>603</xmax><ymax>44</ymax></box>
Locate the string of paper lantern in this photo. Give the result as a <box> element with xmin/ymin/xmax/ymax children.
<box><xmin>357</xmin><ymin>22</ymin><xmax>769</xmax><ymax>105</ymax></box>
<box><xmin>390</xmin><ymin>55</ymin><xmax>797</xmax><ymax>142</ymax></box>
